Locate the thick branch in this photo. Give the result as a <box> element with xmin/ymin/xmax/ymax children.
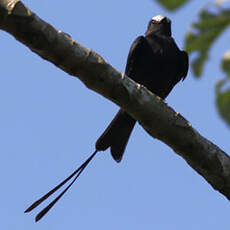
<box><xmin>1</xmin><ymin>0</ymin><xmax>230</xmax><ymax>200</ymax></box>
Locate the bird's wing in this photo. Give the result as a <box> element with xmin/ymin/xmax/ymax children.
<box><xmin>178</xmin><ymin>50</ymin><xmax>189</xmax><ymax>81</ymax></box>
<box><xmin>124</xmin><ymin>36</ymin><xmax>152</xmax><ymax>81</ymax></box>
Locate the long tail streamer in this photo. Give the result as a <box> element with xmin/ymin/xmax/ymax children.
<box><xmin>25</xmin><ymin>150</ymin><xmax>98</xmax><ymax>222</ymax></box>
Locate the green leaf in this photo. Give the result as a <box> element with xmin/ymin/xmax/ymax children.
<box><xmin>216</xmin><ymin>79</ymin><xmax>230</xmax><ymax>126</ymax></box>
<box><xmin>191</xmin><ymin>53</ymin><xmax>207</xmax><ymax>77</ymax></box>
<box><xmin>221</xmin><ymin>50</ymin><xmax>230</xmax><ymax>77</ymax></box>
<box><xmin>156</xmin><ymin>0</ymin><xmax>189</xmax><ymax>11</ymax></box>
<box><xmin>185</xmin><ymin>8</ymin><xmax>230</xmax><ymax>77</ymax></box>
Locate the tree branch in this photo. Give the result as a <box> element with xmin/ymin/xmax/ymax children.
<box><xmin>1</xmin><ymin>0</ymin><xmax>230</xmax><ymax>200</ymax></box>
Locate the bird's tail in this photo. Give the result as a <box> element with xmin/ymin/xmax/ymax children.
<box><xmin>24</xmin><ymin>150</ymin><xmax>98</xmax><ymax>222</ymax></box>
<box><xmin>25</xmin><ymin>110</ymin><xmax>135</xmax><ymax>221</ymax></box>
<box><xmin>96</xmin><ymin>109</ymin><xmax>136</xmax><ymax>162</ymax></box>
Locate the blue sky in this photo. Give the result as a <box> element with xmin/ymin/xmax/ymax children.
<box><xmin>1</xmin><ymin>0</ymin><xmax>230</xmax><ymax>229</ymax></box>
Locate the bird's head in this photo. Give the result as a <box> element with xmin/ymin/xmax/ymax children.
<box><xmin>145</xmin><ymin>15</ymin><xmax>171</xmax><ymax>37</ymax></box>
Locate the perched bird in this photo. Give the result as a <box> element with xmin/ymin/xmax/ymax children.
<box><xmin>25</xmin><ymin>15</ymin><xmax>188</xmax><ymax>222</ymax></box>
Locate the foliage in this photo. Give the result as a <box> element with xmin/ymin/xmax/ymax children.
<box><xmin>184</xmin><ymin>4</ymin><xmax>230</xmax><ymax>126</ymax></box>
<box><xmin>216</xmin><ymin>51</ymin><xmax>230</xmax><ymax>126</ymax></box>
<box><xmin>156</xmin><ymin>0</ymin><xmax>189</xmax><ymax>10</ymax></box>
<box><xmin>185</xmin><ymin>8</ymin><xmax>230</xmax><ymax>77</ymax></box>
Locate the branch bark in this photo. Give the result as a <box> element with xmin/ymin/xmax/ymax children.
<box><xmin>1</xmin><ymin>0</ymin><xmax>230</xmax><ymax>200</ymax></box>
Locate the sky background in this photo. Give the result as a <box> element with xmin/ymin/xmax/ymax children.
<box><xmin>1</xmin><ymin>0</ymin><xmax>230</xmax><ymax>229</ymax></box>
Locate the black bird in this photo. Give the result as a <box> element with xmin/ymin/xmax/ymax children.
<box><xmin>25</xmin><ymin>15</ymin><xmax>188</xmax><ymax>222</ymax></box>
